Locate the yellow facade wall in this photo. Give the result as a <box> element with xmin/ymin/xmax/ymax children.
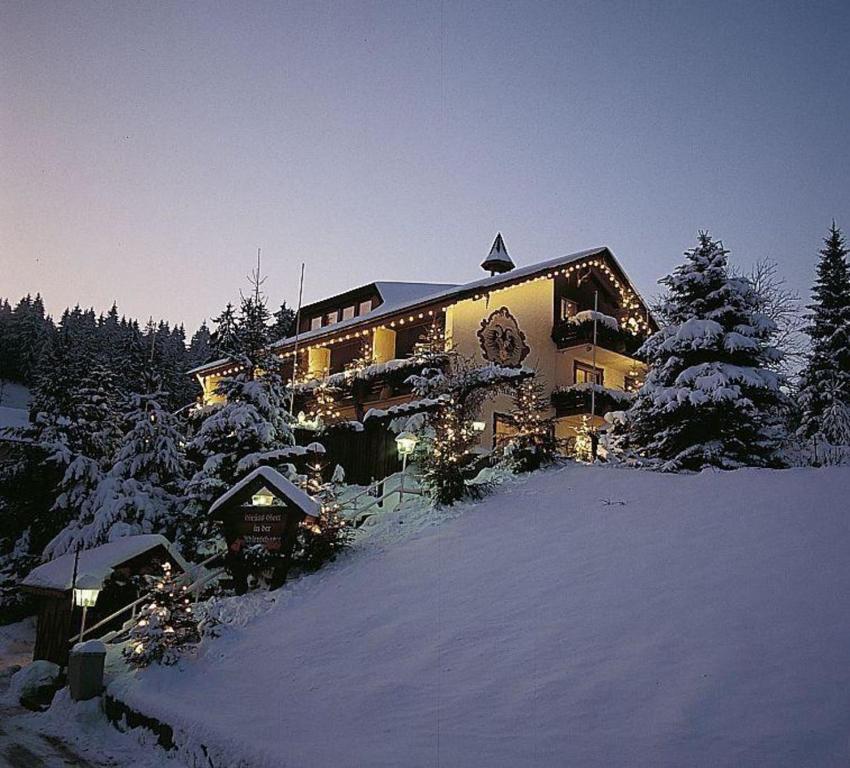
<box><xmin>446</xmin><ymin>278</ymin><xmax>557</xmax><ymax>449</ymax></box>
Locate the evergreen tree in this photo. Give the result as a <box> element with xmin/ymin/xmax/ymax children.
<box><xmin>184</xmin><ymin>270</ymin><xmax>296</xmax><ymax>553</ymax></box>
<box><xmin>500</xmin><ymin>374</ymin><xmax>557</xmax><ymax>472</ymax></box>
<box><xmin>210</xmin><ymin>302</ymin><xmax>241</xmax><ymax>360</ymax></box>
<box><xmin>270</xmin><ymin>302</ymin><xmax>296</xmax><ymax>342</ymax></box>
<box><xmin>294</xmin><ymin>460</ymin><xmax>351</xmax><ymax>571</ymax></box>
<box><xmin>626</xmin><ymin>232</ymin><xmax>786</xmax><ymax>470</ymax></box>
<box><xmin>188</xmin><ymin>322</ymin><xmax>213</xmax><ymax>368</ymax></box>
<box><xmin>44</xmin><ymin>389</ymin><xmax>188</xmax><ymax>555</ymax></box>
<box><xmin>124</xmin><ymin>561</ymin><xmax>199</xmax><ymax>668</ymax></box>
<box><xmin>797</xmin><ymin>223</ymin><xmax>850</xmax><ymax>458</ymax></box>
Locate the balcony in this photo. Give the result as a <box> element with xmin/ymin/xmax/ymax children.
<box><xmin>552</xmin><ymin>316</ymin><xmax>645</xmax><ymax>357</ymax></box>
<box><xmin>551</xmin><ymin>383</ymin><xmax>635</xmax><ymax>417</ymax></box>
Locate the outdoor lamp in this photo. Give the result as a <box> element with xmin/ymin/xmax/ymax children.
<box><xmin>395</xmin><ymin>431</ymin><xmax>418</xmax><ymax>472</ymax></box>
<box><xmin>73</xmin><ymin>575</ymin><xmax>101</xmax><ymax>608</ymax></box>
<box><xmin>251</xmin><ymin>489</ymin><xmax>275</xmax><ymax>506</ymax></box>
<box><xmin>471</xmin><ymin>421</ymin><xmax>486</xmax><ymax>432</ymax></box>
<box><xmin>73</xmin><ymin>574</ymin><xmax>101</xmax><ymax>643</ymax></box>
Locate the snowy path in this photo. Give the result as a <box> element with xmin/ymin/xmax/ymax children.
<box><xmin>0</xmin><ymin>619</ymin><xmax>176</xmax><ymax>768</ymax></box>
<box><xmin>0</xmin><ymin>692</ymin><xmax>108</xmax><ymax>768</ymax></box>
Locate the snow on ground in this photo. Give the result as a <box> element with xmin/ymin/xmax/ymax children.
<box><xmin>0</xmin><ymin>617</ymin><xmax>179</xmax><ymax>767</ymax></box>
<box><xmin>0</xmin><ymin>619</ymin><xmax>35</xmax><ymax>676</ymax></box>
<box><xmin>105</xmin><ymin>463</ymin><xmax>850</xmax><ymax>768</ymax></box>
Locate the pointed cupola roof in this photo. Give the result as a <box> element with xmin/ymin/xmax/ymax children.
<box><xmin>481</xmin><ymin>232</ymin><xmax>515</xmax><ymax>275</ymax></box>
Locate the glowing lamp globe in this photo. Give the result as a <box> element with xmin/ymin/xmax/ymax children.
<box><xmin>395</xmin><ymin>432</ymin><xmax>418</xmax><ymax>457</ymax></box>
<box><xmin>73</xmin><ymin>575</ymin><xmax>101</xmax><ymax>608</ymax></box>
<box><xmin>251</xmin><ymin>488</ymin><xmax>275</xmax><ymax>506</ymax></box>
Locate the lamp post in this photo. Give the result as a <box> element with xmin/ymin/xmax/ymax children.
<box><xmin>395</xmin><ymin>431</ymin><xmax>418</xmax><ymax>474</ymax></box>
<box><xmin>73</xmin><ymin>575</ymin><xmax>101</xmax><ymax>643</ymax></box>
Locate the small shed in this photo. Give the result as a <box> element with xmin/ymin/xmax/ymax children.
<box><xmin>210</xmin><ymin>466</ymin><xmax>320</xmax><ymax>590</ymax></box>
<box><xmin>21</xmin><ymin>534</ymin><xmax>189</xmax><ymax>666</ymax></box>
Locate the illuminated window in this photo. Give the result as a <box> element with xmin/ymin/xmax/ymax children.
<box><xmin>358</xmin><ymin>299</ymin><xmax>372</xmax><ymax>316</ymax></box>
<box><xmin>560</xmin><ymin>298</ymin><xmax>578</xmax><ymax>321</ymax></box>
<box><xmin>341</xmin><ymin>305</ymin><xmax>355</xmax><ymax>321</ymax></box>
<box><xmin>310</xmin><ymin>316</ymin><xmax>322</xmax><ymax>331</ymax></box>
<box><xmin>574</xmin><ymin>362</ymin><xmax>603</xmax><ymax>386</ymax></box>
<box><xmin>324</xmin><ymin>310</ymin><xmax>338</xmax><ymax>326</ymax></box>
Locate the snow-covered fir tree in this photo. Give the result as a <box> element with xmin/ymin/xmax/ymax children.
<box><xmin>44</xmin><ymin>388</ymin><xmax>188</xmax><ymax>556</ymax></box>
<box><xmin>797</xmin><ymin>223</ymin><xmax>850</xmax><ymax>460</ymax></box>
<box><xmin>184</xmin><ymin>274</ymin><xmax>297</xmax><ymax>553</ymax></box>
<box><xmin>626</xmin><ymin>232</ymin><xmax>786</xmax><ymax>470</ymax></box>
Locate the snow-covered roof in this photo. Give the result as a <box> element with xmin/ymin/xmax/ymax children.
<box><xmin>209</xmin><ymin>466</ymin><xmax>321</xmax><ymax>518</ymax></box>
<box><xmin>373</xmin><ymin>281</ymin><xmax>458</xmax><ymax>308</ymax></box>
<box><xmin>21</xmin><ymin>534</ymin><xmax>189</xmax><ymax>592</ymax></box>
<box><xmin>190</xmin><ymin>245</ymin><xmax>652</xmax><ymax>377</ymax></box>
<box><xmin>0</xmin><ymin>406</ymin><xmax>29</xmax><ymax>435</ymax></box>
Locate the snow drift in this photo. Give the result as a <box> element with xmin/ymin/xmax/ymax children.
<box><xmin>110</xmin><ymin>464</ymin><xmax>850</xmax><ymax>767</ymax></box>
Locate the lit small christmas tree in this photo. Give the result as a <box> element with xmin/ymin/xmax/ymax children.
<box><xmin>501</xmin><ymin>375</ymin><xmax>557</xmax><ymax>472</ymax></box>
<box><xmin>573</xmin><ymin>415</ymin><xmax>594</xmax><ymax>462</ymax></box>
<box><xmin>412</xmin><ymin>319</ymin><xmax>449</xmax><ymax>361</ymax></box>
<box><xmin>344</xmin><ymin>339</ymin><xmax>373</xmax><ymax>376</ymax></box>
<box><xmin>295</xmin><ymin>461</ymin><xmax>351</xmax><ymax>571</ymax></box>
<box><xmin>124</xmin><ymin>561</ymin><xmax>199</xmax><ymax>668</ymax></box>
<box><xmin>310</xmin><ymin>380</ymin><xmax>342</xmax><ymax>429</ymax></box>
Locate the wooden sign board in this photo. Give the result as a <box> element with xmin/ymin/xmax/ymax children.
<box><xmin>232</xmin><ymin>507</ymin><xmax>287</xmax><ymax>551</ymax></box>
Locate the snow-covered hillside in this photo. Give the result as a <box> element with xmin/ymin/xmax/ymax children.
<box><xmin>111</xmin><ymin>465</ymin><xmax>850</xmax><ymax>767</ymax></box>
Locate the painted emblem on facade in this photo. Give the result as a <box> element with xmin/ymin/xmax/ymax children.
<box><xmin>477</xmin><ymin>307</ymin><xmax>530</xmax><ymax>367</ymax></box>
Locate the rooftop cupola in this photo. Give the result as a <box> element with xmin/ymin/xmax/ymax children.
<box><xmin>481</xmin><ymin>232</ymin><xmax>515</xmax><ymax>276</ymax></box>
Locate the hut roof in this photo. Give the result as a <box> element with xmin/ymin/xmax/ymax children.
<box><xmin>209</xmin><ymin>466</ymin><xmax>321</xmax><ymax>519</ymax></box>
<box><xmin>21</xmin><ymin>534</ymin><xmax>189</xmax><ymax>592</ymax></box>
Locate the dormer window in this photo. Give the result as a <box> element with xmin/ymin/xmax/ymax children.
<box><xmin>358</xmin><ymin>299</ymin><xmax>372</xmax><ymax>316</ymax></box>
<box><xmin>324</xmin><ymin>310</ymin><xmax>338</xmax><ymax>326</ymax></box>
<box><xmin>342</xmin><ymin>305</ymin><xmax>355</xmax><ymax>321</ymax></box>
<box><xmin>310</xmin><ymin>316</ymin><xmax>322</xmax><ymax>331</ymax></box>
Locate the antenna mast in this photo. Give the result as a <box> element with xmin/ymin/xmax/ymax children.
<box><xmin>289</xmin><ymin>262</ymin><xmax>306</xmax><ymax>415</ymax></box>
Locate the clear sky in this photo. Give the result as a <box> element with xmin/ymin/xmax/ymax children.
<box><xmin>2</xmin><ymin>1</ymin><xmax>849</xmax><ymax>332</ymax></box>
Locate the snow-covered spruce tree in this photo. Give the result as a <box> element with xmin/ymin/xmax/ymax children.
<box><xmin>42</xmin><ymin>364</ymin><xmax>124</xmax><ymax>559</ymax></box>
<box><xmin>500</xmin><ymin>374</ymin><xmax>557</xmax><ymax>472</ymax></box>
<box><xmin>184</xmin><ymin>274</ymin><xmax>297</xmax><ymax>554</ymax></box>
<box><xmin>45</xmin><ymin>389</ymin><xmax>188</xmax><ymax>555</ymax></box>
<box><xmin>124</xmin><ymin>561</ymin><xmax>199</xmax><ymax>668</ymax></box>
<box><xmin>627</xmin><ymin>232</ymin><xmax>786</xmax><ymax>470</ymax></box>
<box><xmin>797</xmin><ymin>223</ymin><xmax>850</xmax><ymax>461</ymax></box>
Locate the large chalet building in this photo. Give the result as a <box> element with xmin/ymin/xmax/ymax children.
<box><xmin>191</xmin><ymin>236</ymin><xmax>656</xmax><ymax>479</ymax></box>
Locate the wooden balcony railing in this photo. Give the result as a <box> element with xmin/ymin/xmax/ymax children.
<box><xmin>551</xmin><ymin>319</ymin><xmax>645</xmax><ymax>356</ymax></box>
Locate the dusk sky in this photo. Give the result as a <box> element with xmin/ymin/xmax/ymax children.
<box><xmin>2</xmin><ymin>1</ymin><xmax>849</xmax><ymax>333</ymax></box>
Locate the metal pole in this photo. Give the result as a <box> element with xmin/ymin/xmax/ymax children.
<box><xmin>590</xmin><ymin>290</ymin><xmax>598</xmax><ymax>421</ymax></box>
<box><xmin>78</xmin><ymin>606</ymin><xmax>88</xmax><ymax>643</ymax></box>
<box><xmin>289</xmin><ymin>262</ymin><xmax>306</xmax><ymax>415</ymax></box>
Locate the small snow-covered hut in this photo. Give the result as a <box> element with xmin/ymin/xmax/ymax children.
<box><xmin>21</xmin><ymin>534</ymin><xmax>189</xmax><ymax>666</ymax></box>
